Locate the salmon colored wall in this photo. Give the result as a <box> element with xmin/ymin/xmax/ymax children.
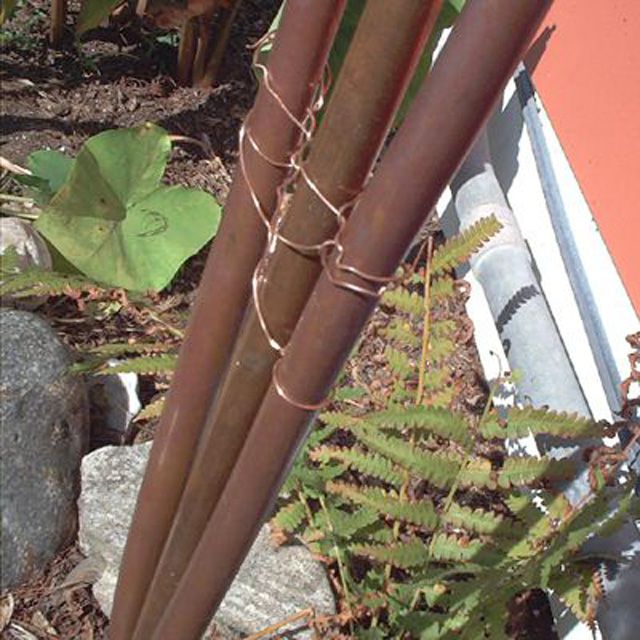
<box><xmin>527</xmin><ymin>1</ymin><xmax>640</xmax><ymax>314</ymax></box>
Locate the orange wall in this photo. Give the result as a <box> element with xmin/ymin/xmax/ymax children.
<box><xmin>527</xmin><ymin>1</ymin><xmax>640</xmax><ymax>314</ymax></box>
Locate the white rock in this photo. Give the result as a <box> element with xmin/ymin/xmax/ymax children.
<box><xmin>78</xmin><ymin>443</ymin><xmax>335</xmax><ymax>638</ymax></box>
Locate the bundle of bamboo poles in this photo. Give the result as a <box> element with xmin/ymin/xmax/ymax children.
<box><xmin>109</xmin><ymin>1</ymin><xmax>552</xmax><ymax>638</ymax></box>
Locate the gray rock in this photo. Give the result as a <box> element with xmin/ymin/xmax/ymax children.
<box><xmin>79</xmin><ymin>443</ymin><xmax>335</xmax><ymax>638</ymax></box>
<box><xmin>0</xmin><ymin>310</ymin><xmax>89</xmax><ymax>589</ymax></box>
<box><xmin>0</xmin><ymin>218</ymin><xmax>52</xmax><ymax>310</ymax></box>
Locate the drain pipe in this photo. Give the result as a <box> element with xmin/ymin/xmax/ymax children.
<box><xmin>451</xmin><ymin>127</ymin><xmax>640</xmax><ymax>639</ymax></box>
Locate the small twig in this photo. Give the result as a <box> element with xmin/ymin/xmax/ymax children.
<box><xmin>0</xmin><ymin>156</ymin><xmax>31</xmax><ymax>176</ymax></box>
<box><xmin>416</xmin><ymin>236</ymin><xmax>434</xmax><ymax>405</ymax></box>
<box><xmin>244</xmin><ymin>607</ymin><xmax>315</xmax><ymax>640</ymax></box>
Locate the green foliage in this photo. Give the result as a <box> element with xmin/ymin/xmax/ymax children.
<box><xmin>77</xmin><ymin>0</ymin><xmax>122</xmax><ymax>34</ymax></box>
<box><xmin>263</xmin><ymin>1</ymin><xmax>466</xmax><ymax>126</ymax></box>
<box><xmin>33</xmin><ymin>124</ymin><xmax>221</xmax><ymax>291</ymax></box>
<box><xmin>0</xmin><ymin>0</ymin><xmax>17</xmax><ymax>26</ymax></box>
<box><xmin>271</xmin><ymin>219</ymin><xmax>635</xmax><ymax>638</ymax></box>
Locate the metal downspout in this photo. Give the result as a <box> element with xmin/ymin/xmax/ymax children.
<box><xmin>451</xmin><ymin>127</ymin><xmax>640</xmax><ymax>639</ymax></box>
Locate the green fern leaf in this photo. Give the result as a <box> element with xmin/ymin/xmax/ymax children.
<box><xmin>0</xmin><ymin>267</ymin><xmax>102</xmax><ymax>298</ymax></box>
<box><xmin>381</xmin><ymin>320</ymin><xmax>421</xmax><ymax>348</ymax></box>
<box><xmin>92</xmin><ymin>354</ymin><xmax>177</xmax><ymax>376</ymax></box>
<box><xmin>363</xmin><ymin>405</ymin><xmax>472</xmax><ymax>449</ymax></box>
<box><xmin>272</xmin><ymin>500</ymin><xmax>307</xmax><ymax>534</ymax></box>
<box><xmin>498</xmin><ymin>456</ymin><xmax>576</xmax><ymax>489</ymax></box>
<box><xmin>349</xmin><ymin>423</ymin><xmax>463</xmax><ymax>489</ymax></box>
<box><xmin>351</xmin><ymin>538</ymin><xmax>430</xmax><ymax>569</ymax></box>
<box><xmin>318</xmin><ymin>410</ymin><xmax>359</xmax><ymax>429</ymax></box>
<box><xmin>385</xmin><ymin>346</ymin><xmax>414</xmax><ymax>380</ymax></box>
<box><xmin>481</xmin><ymin>406</ymin><xmax>602</xmax><ymax>440</ymax></box>
<box><xmin>327</xmin><ymin>482</ymin><xmax>438</xmax><ymax>530</ymax></box>
<box><xmin>549</xmin><ymin>564</ymin><xmax>600</xmax><ymax>627</ymax></box>
<box><xmin>310</xmin><ymin>446</ymin><xmax>404</xmax><ymax>488</ymax></box>
<box><xmin>442</xmin><ymin>504</ymin><xmax>510</xmax><ymax>537</ymax></box>
<box><xmin>134</xmin><ymin>396</ymin><xmax>165</xmax><ymax>422</ymax></box>
<box><xmin>382</xmin><ymin>286</ymin><xmax>424</xmax><ymax>316</ymax></box>
<box><xmin>82</xmin><ymin>341</ymin><xmax>173</xmax><ymax>357</ymax></box>
<box><xmin>456</xmin><ymin>457</ymin><xmax>497</xmax><ymax>490</ymax></box>
<box><xmin>429</xmin><ymin>532</ymin><xmax>486</xmax><ymax>564</ymax></box>
<box><xmin>431</xmin><ymin>215</ymin><xmax>502</xmax><ymax>276</ymax></box>
<box><xmin>324</xmin><ymin>505</ymin><xmax>380</xmax><ymax>539</ymax></box>
<box><xmin>430</xmin><ymin>276</ymin><xmax>456</xmax><ymax>302</ymax></box>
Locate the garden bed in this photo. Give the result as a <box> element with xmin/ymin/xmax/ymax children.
<box><xmin>1</xmin><ymin>2</ymin><xmax>557</xmax><ymax>638</ymax></box>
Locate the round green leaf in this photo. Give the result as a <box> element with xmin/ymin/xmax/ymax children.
<box><xmin>35</xmin><ymin>124</ymin><xmax>221</xmax><ymax>291</ymax></box>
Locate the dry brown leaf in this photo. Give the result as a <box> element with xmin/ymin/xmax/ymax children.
<box><xmin>31</xmin><ymin>610</ymin><xmax>58</xmax><ymax>636</ymax></box>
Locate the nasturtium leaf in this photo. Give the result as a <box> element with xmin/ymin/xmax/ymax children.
<box><xmin>35</xmin><ymin>123</ymin><xmax>221</xmax><ymax>291</ymax></box>
<box><xmin>17</xmin><ymin>150</ymin><xmax>74</xmax><ymax>205</ymax></box>
<box><xmin>77</xmin><ymin>0</ymin><xmax>122</xmax><ymax>34</ymax></box>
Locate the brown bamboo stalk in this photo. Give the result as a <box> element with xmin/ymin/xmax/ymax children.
<box><xmin>150</xmin><ymin>1</ymin><xmax>553</xmax><ymax>637</ymax></box>
<box><xmin>132</xmin><ymin>3</ymin><xmax>442</xmax><ymax>636</ymax></box>
<box><xmin>177</xmin><ymin>16</ymin><xmax>199</xmax><ymax>86</ymax></box>
<box><xmin>191</xmin><ymin>6</ymin><xmax>217</xmax><ymax>85</ymax></box>
<box><xmin>107</xmin><ymin>3</ymin><xmax>345</xmax><ymax>638</ymax></box>
<box><xmin>50</xmin><ymin>0</ymin><xmax>67</xmax><ymax>47</ymax></box>
<box><xmin>197</xmin><ymin>0</ymin><xmax>243</xmax><ymax>88</ymax></box>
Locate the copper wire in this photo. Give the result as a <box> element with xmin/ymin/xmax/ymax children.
<box><xmin>240</xmin><ymin>31</ymin><xmax>428</xmax><ymax>411</ymax></box>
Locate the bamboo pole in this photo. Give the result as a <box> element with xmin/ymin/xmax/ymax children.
<box><xmin>50</xmin><ymin>0</ymin><xmax>67</xmax><ymax>47</ymax></box>
<box><xmin>108</xmin><ymin>3</ymin><xmax>345</xmax><ymax>638</ymax></box>
<box><xmin>150</xmin><ymin>1</ymin><xmax>553</xmax><ymax>637</ymax></box>
<box><xmin>132</xmin><ymin>3</ymin><xmax>442</xmax><ymax>636</ymax></box>
<box><xmin>177</xmin><ymin>17</ymin><xmax>199</xmax><ymax>86</ymax></box>
<box><xmin>197</xmin><ymin>0</ymin><xmax>243</xmax><ymax>87</ymax></box>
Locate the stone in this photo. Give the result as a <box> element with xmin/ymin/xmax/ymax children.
<box><xmin>0</xmin><ymin>310</ymin><xmax>89</xmax><ymax>589</ymax></box>
<box><xmin>78</xmin><ymin>443</ymin><xmax>336</xmax><ymax>638</ymax></box>
<box><xmin>87</xmin><ymin>364</ymin><xmax>141</xmax><ymax>448</ymax></box>
<box><xmin>0</xmin><ymin>218</ymin><xmax>52</xmax><ymax>309</ymax></box>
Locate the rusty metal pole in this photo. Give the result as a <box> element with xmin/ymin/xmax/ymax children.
<box><xmin>132</xmin><ymin>3</ymin><xmax>442</xmax><ymax>635</ymax></box>
<box><xmin>151</xmin><ymin>1</ymin><xmax>553</xmax><ymax>637</ymax></box>
<box><xmin>108</xmin><ymin>3</ymin><xmax>345</xmax><ymax>638</ymax></box>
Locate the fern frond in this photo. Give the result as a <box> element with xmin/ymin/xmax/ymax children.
<box><xmin>363</xmin><ymin>405</ymin><xmax>472</xmax><ymax>449</ymax></box>
<box><xmin>272</xmin><ymin>499</ymin><xmax>307</xmax><ymax>534</ymax></box>
<box><xmin>431</xmin><ymin>319</ymin><xmax>457</xmax><ymax>339</ymax></box>
<box><xmin>81</xmin><ymin>341</ymin><xmax>173</xmax><ymax>357</ymax></box>
<box><xmin>310</xmin><ymin>446</ymin><xmax>404</xmax><ymax>488</ymax></box>
<box><xmin>456</xmin><ymin>457</ymin><xmax>497</xmax><ymax>490</ymax></box>
<box><xmin>430</xmin><ymin>276</ymin><xmax>456</xmax><ymax>302</ymax></box>
<box><xmin>429</xmin><ymin>533</ymin><xmax>486</xmax><ymax>564</ymax></box>
<box><xmin>481</xmin><ymin>406</ymin><xmax>603</xmax><ymax>440</ymax></box>
<box><xmin>349</xmin><ymin>423</ymin><xmax>463</xmax><ymax>489</ymax></box>
<box><xmin>92</xmin><ymin>354</ymin><xmax>178</xmax><ymax>376</ymax></box>
<box><xmin>318</xmin><ymin>410</ymin><xmax>359</xmax><ymax>429</ymax></box>
<box><xmin>385</xmin><ymin>346</ymin><xmax>414</xmax><ymax>380</ymax></box>
<box><xmin>351</xmin><ymin>539</ymin><xmax>430</xmax><ymax>569</ymax></box>
<box><xmin>549</xmin><ymin>564</ymin><xmax>601</xmax><ymax>627</ymax></box>
<box><xmin>382</xmin><ymin>287</ymin><xmax>424</xmax><ymax>316</ymax></box>
<box><xmin>498</xmin><ymin>456</ymin><xmax>576</xmax><ymax>489</ymax></box>
<box><xmin>327</xmin><ymin>482</ymin><xmax>438</xmax><ymax>530</ymax></box>
<box><xmin>324</xmin><ymin>505</ymin><xmax>380</xmax><ymax>539</ymax></box>
<box><xmin>429</xmin><ymin>336</ymin><xmax>456</xmax><ymax>363</ymax></box>
<box><xmin>442</xmin><ymin>504</ymin><xmax>508</xmax><ymax>537</ymax></box>
<box><xmin>281</xmin><ymin>462</ymin><xmax>345</xmax><ymax>498</ymax></box>
<box><xmin>381</xmin><ymin>320</ymin><xmax>420</xmax><ymax>348</ymax></box>
<box><xmin>431</xmin><ymin>215</ymin><xmax>502</xmax><ymax>276</ymax></box>
<box><xmin>0</xmin><ymin>267</ymin><xmax>102</xmax><ymax>298</ymax></box>
<box><xmin>134</xmin><ymin>396</ymin><xmax>165</xmax><ymax>423</ymax></box>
